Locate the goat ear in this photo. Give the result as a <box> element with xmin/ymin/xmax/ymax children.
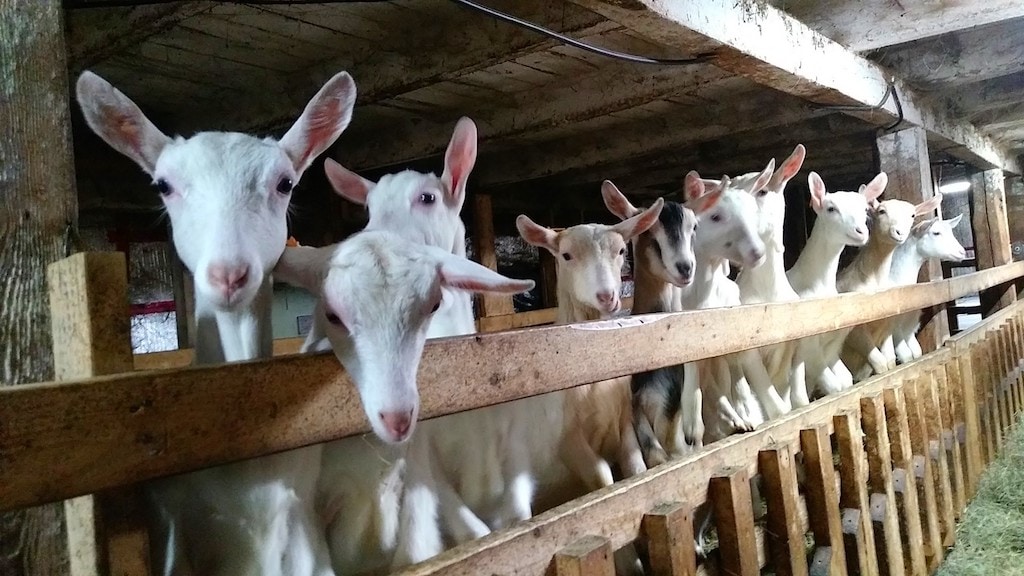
<box><xmin>272</xmin><ymin>246</ymin><xmax>327</xmax><ymax>293</ymax></box>
<box><xmin>441</xmin><ymin>117</ymin><xmax>478</xmax><ymax>208</ymax></box>
<box><xmin>437</xmin><ymin>253</ymin><xmax>535</xmax><ymax>295</ymax></box>
<box><xmin>76</xmin><ymin>71</ymin><xmax>172</xmax><ymax>175</ymax></box>
<box><xmin>750</xmin><ymin>158</ymin><xmax>776</xmax><ymax>193</ymax></box>
<box><xmin>683</xmin><ymin>171</ymin><xmax>707</xmax><ymax>202</ymax></box>
<box><xmin>601</xmin><ymin>180</ymin><xmax>641</xmax><ymax>220</ymax></box>
<box><xmin>686</xmin><ymin>187</ymin><xmax>723</xmax><ymax>214</ymax></box>
<box><xmin>279</xmin><ymin>71</ymin><xmax>357</xmax><ymax>176</ymax></box>
<box><xmin>769</xmin><ymin>144</ymin><xmax>805</xmax><ymax>191</ymax></box>
<box><xmin>912</xmin><ymin>217</ymin><xmax>940</xmax><ymax>237</ymax></box>
<box><xmin>516</xmin><ymin>215</ymin><xmax>559</xmax><ymax>254</ymax></box>
<box><xmin>861</xmin><ymin>172</ymin><xmax>888</xmax><ymax>202</ymax></box>
<box><xmin>325</xmin><ymin>158</ymin><xmax>375</xmax><ymax>205</ymax></box>
<box><xmin>947</xmin><ymin>213</ymin><xmax>964</xmax><ymax>229</ymax></box>
<box><xmin>808</xmin><ymin>172</ymin><xmax>827</xmax><ymax>212</ymax></box>
<box><xmin>614</xmin><ymin>197</ymin><xmax>663</xmax><ymax>242</ymax></box>
<box><xmin>914</xmin><ymin>192</ymin><xmax>942</xmax><ymax>217</ymax></box>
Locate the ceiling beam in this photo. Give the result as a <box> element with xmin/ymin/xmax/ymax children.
<box><xmin>569</xmin><ymin>0</ymin><xmax>1020</xmax><ymax>175</ymax></box>
<box><xmin>195</xmin><ymin>0</ymin><xmax>616</xmax><ymax>133</ymax></box>
<box><xmin>334</xmin><ymin>63</ymin><xmax>732</xmax><ymax>171</ymax></box>
<box><xmin>871</xmin><ymin>18</ymin><xmax>1024</xmax><ymax>89</ymax></box>
<box><xmin>948</xmin><ymin>72</ymin><xmax>1024</xmax><ymax>116</ymax></box>
<box><xmin>66</xmin><ymin>2</ymin><xmax>214</xmax><ymax>71</ymax></box>
<box><xmin>771</xmin><ymin>0</ymin><xmax>1024</xmax><ymax>53</ymax></box>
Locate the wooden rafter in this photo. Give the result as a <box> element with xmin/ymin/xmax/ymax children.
<box><xmin>569</xmin><ymin>0</ymin><xmax>1021</xmax><ymax>175</ymax></box>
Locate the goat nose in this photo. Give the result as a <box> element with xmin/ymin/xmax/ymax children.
<box><xmin>379</xmin><ymin>410</ymin><xmax>414</xmax><ymax>441</ymax></box>
<box><xmin>207</xmin><ymin>263</ymin><xmax>250</xmax><ymax>297</ymax></box>
<box><xmin>595</xmin><ymin>290</ymin><xmax>615</xmax><ymax>304</ymax></box>
<box><xmin>676</xmin><ymin>262</ymin><xmax>693</xmax><ymax>279</ymax></box>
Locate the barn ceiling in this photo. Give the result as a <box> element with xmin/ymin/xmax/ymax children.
<box><xmin>63</xmin><ymin>0</ymin><xmax>1024</xmax><ymax>230</ymax></box>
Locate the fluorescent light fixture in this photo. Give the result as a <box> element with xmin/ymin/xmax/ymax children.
<box><xmin>938</xmin><ymin>180</ymin><xmax>970</xmax><ymax>194</ymax></box>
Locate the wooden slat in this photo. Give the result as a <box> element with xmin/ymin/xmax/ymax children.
<box><xmin>48</xmin><ymin>254</ymin><xmax>151</xmax><ymax>576</ymax></box>
<box><xmin>936</xmin><ymin>364</ymin><xmax>967</xmax><ymax>516</ymax></box>
<box><xmin>709</xmin><ymin>467</ymin><xmax>759</xmax><ymax>576</ymax></box>
<box><xmin>918</xmin><ymin>371</ymin><xmax>957</xmax><ymax>546</ymax></box>
<box><xmin>897</xmin><ymin>378</ymin><xmax>944</xmax><ymax>571</ymax></box>
<box><xmin>833</xmin><ymin>410</ymin><xmax>879</xmax><ymax>575</ymax></box>
<box><xmin>880</xmin><ymin>385</ymin><xmax>929</xmax><ymax>576</ymax></box>
<box><xmin>472</xmin><ymin>194</ymin><xmax>514</xmax><ymax>318</ymax></box>
<box><xmin>400</xmin><ymin>354</ymin><xmax>945</xmax><ymax>576</ymax></box>
<box><xmin>799</xmin><ymin>426</ymin><xmax>847</xmax><ymax>575</ymax></box>
<box><xmin>553</xmin><ymin>535</ymin><xmax>615</xmax><ymax>576</ymax></box>
<box><xmin>949</xmin><ymin>352</ymin><xmax>982</xmax><ymax>496</ymax></box>
<box><xmin>860</xmin><ymin>393</ymin><xmax>905</xmax><ymax>576</ymax></box>
<box><xmin>642</xmin><ymin>502</ymin><xmax>697</xmax><ymax>576</ymax></box>
<box><xmin>758</xmin><ymin>445</ymin><xmax>808</xmax><ymax>576</ymax></box>
<box><xmin>2</xmin><ymin>266</ymin><xmax>1022</xmax><ymax>511</ymax></box>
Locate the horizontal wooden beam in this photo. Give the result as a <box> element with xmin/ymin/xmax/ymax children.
<box><xmin>570</xmin><ymin>0</ymin><xmax>1020</xmax><ymax>175</ymax></box>
<box><xmin>950</xmin><ymin>72</ymin><xmax>1024</xmax><ymax>116</ymax></box>
<box><xmin>66</xmin><ymin>2</ymin><xmax>213</xmax><ymax>70</ymax></box>
<box><xmin>1</xmin><ymin>262</ymin><xmax>1022</xmax><ymax>511</ymax></box>
<box><xmin>776</xmin><ymin>0</ymin><xmax>1024</xmax><ymax>53</ymax></box>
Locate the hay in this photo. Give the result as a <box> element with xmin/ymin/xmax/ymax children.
<box><xmin>939</xmin><ymin>419</ymin><xmax>1024</xmax><ymax>575</ymax></box>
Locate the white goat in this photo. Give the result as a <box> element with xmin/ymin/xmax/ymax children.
<box><xmin>839</xmin><ymin>192</ymin><xmax>944</xmax><ymax>380</ymax></box>
<box><xmin>76</xmin><ymin>69</ymin><xmax>357</xmax><ymax>575</ymax></box>
<box><xmin>679</xmin><ymin>166</ymin><xmax>791</xmax><ymax>444</ymax></box>
<box><xmin>601</xmin><ymin>181</ymin><xmax>720</xmax><ymax>465</ymax></box>
<box><xmin>890</xmin><ymin>214</ymin><xmax>967</xmax><ymax>363</ymax></box>
<box><xmin>273</xmin><ymin>232</ymin><xmax>534</xmax><ymax>574</ymax></box>
<box><xmin>786</xmin><ymin>172</ymin><xmax>883</xmax><ymax>396</ymax></box>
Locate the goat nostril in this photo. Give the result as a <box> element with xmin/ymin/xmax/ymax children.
<box><xmin>855</xmin><ymin>227</ymin><xmax>865</xmax><ymax>235</ymax></box>
<box><xmin>677</xmin><ymin>262</ymin><xmax>692</xmax><ymax>278</ymax></box>
<box><xmin>379</xmin><ymin>410</ymin><xmax>413</xmax><ymax>439</ymax></box>
<box><xmin>596</xmin><ymin>291</ymin><xmax>615</xmax><ymax>304</ymax></box>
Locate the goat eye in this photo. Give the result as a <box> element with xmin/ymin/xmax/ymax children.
<box><xmin>420</xmin><ymin>192</ymin><xmax>436</xmax><ymax>205</ymax></box>
<box><xmin>619</xmin><ymin>247</ymin><xmax>626</xmax><ymax>256</ymax></box>
<box><xmin>325</xmin><ymin>311</ymin><xmax>344</xmax><ymax>326</ymax></box>
<box><xmin>562</xmin><ymin>253</ymin><xmax>572</xmax><ymax>261</ymax></box>
<box><xmin>826</xmin><ymin>206</ymin><xmax>836</xmax><ymax>213</ymax></box>
<box><xmin>932</xmin><ymin>230</ymin><xmax>941</xmax><ymax>236</ymax></box>
<box><xmin>877</xmin><ymin>208</ymin><xmax>886</xmax><ymax>215</ymax></box>
<box><xmin>276</xmin><ymin>177</ymin><xmax>294</xmax><ymax>195</ymax></box>
<box><xmin>431</xmin><ymin>299</ymin><xmax>442</xmax><ymax>313</ymax></box>
<box><xmin>153</xmin><ymin>178</ymin><xmax>172</xmax><ymax>197</ymax></box>
<box><xmin>757</xmin><ymin>189</ymin><xmax>769</xmax><ymax>197</ymax></box>
<box><xmin>710</xmin><ymin>213</ymin><xmax>722</xmax><ymax>222</ymax></box>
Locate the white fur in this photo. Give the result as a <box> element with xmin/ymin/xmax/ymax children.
<box><xmin>76</xmin><ymin>69</ymin><xmax>357</xmax><ymax>575</ymax></box>
<box><xmin>786</xmin><ymin>172</ymin><xmax>882</xmax><ymax>396</ymax></box>
<box><xmin>273</xmin><ymin>231</ymin><xmax>534</xmax><ymax>574</ymax></box>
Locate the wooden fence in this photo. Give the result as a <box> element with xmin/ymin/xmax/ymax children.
<box><xmin>2</xmin><ymin>252</ymin><xmax>1024</xmax><ymax>575</ymax></box>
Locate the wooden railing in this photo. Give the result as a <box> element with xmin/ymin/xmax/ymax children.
<box><xmin>3</xmin><ymin>253</ymin><xmax>1024</xmax><ymax>575</ymax></box>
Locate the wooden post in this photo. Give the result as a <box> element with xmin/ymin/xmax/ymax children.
<box><xmin>168</xmin><ymin>241</ymin><xmax>195</xmax><ymax>348</ymax></box>
<box><xmin>0</xmin><ymin>1</ymin><xmax>79</xmax><ymax>573</ymax></box>
<box><xmin>758</xmin><ymin>444</ymin><xmax>809</xmax><ymax>576</ymax></box>
<box><xmin>834</xmin><ymin>410</ymin><xmax>880</xmax><ymax>575</ymax></box>
<box><xmin>877</xmin><ymin>127</ymin><xmax>949</xmax><ymax>351</ymax></box>
<box><xmin>641</xmin><ymin>502</ymin><xmax>697</xmax><ymax>576</ymax></box>
<box><xmin>799</xmin><ymin>426</ymin><xmax>847</xmax><ymax>575</ymax></box>
<box><xmin>553</xmin><ymin>535</ymin><xmax>615</xmax><ymax>576</ymax></box>
<box><xmin>860</xmin><ymin>393</ymin><xmax>905</xmax><ymax>576</ymax></box>
<box><xmin>49</xmin><ymin>253</ymin><xmax>151</xmax><ymax>576</ymax></box>
<box><xmin>971</xmin><ymin>169</ymin><xmax>1016</xmax><ymax>312</ymax></box>
<box><xmin>472</xmin><ymin>194</ymin><xmax>515</xmax><ymax>320</ymax></box>
<box><xmin>709</xmin><ymin>467</ymin><xmax>759</xmax><ymax>576</ymax></box>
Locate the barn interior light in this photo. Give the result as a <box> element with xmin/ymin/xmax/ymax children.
<box><xmin>938</xmin><ymin>180</ymin><xmax>971</xmax><ymax>194</ymax></box>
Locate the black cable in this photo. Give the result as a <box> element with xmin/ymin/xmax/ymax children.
<box><xmin>448</xmin><ymin>0</ymin><xmax>711</xmax><ymax>66</ymax></box>
<box><xmin>810</xmin><ymin>77</ymin><xmax>906</xmax><ymax>132</ymax></box>
<box><xmin>67</xmin><ymin>0</ymin><xmax>713</xmax><ymax>66</ymax></box>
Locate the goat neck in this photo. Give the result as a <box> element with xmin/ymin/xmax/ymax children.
<box><xmin>837</xmin><ymin>229</ymin><xmax>900</xmax><ymax>292</ymax></box>
<box><xmin>631</xmin><ymin>234</ymin><xmax>676</xmax><ymax>314</ymax></box>
<box><xmin>787</xmin><ymin>218</ymin><xmax>851</xmax><ymax>297</ymax></box>
<box><xmin>736</xmin><ymin>229</ymin><xmax>796</xmax><ymax>304</ymax></box>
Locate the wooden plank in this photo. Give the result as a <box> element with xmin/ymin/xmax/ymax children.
<box><xmin>972</xmin><ymin>169</ymin><xmax>1017</xmax><ymax>311</ymax></box>
<box><xmin>833</xmin><ymin>411</ymin><xmax>879</xmax><ymax>575</ymax></box>
<box><xmin>569</xmin><ymin>0</ymin><xmax>1020</xmax><ymax>174</ymax></box>
<box><xmin>642</xmin><ymin>502</ymin><xmax>697</xmax><ymax>576</ymax></box>
<box><xmin>860</xmin><ymin>393</ymin><xmax>905</xmax><ymax>576</ymax></box>
<box><xmin>759</xmin><ymin>445</ymin><xmax>809</xmax><ymax>576</ymax></box>
<box><xmin>919</xmin><ymin>371</ymin><xmax>957</xmax><ymax>546</ymax></box>
<box><xmin>709</xmin><ymin>467</ymin><xmax>759</xmax><ymax>576</ymax></box>
<box><xmin>778</xmin><ymin>0</ymin><xmax>1024</xmax><ymax>53</ymax></box>
<box><xmin>400</xmin><ymin>355</ymin><xmax>946</xmax><ymax>576</ymax></box>
<box><xmin>872</xmin><ymin>20</ymin><xmax>1024</xmax><ymax>89</ymax></box>
<box><xmin>798</xmin><ymin>426</ymin><xmax>847</xmax><ymax>575</ymax></box>
<box><xmin>935</xmin><ymin>364</ymin><xmax>967</xmax><ymax>517</ymax></box>
<box><xmin>881</xmin><ymin>385</ymin><xmax>929</xmax><ymax>575</ymax></box>
<box><xmin>48</xmin><ymin>253</ymin><xmax>150</xmax><ymax>576</ymax></box>
<box><xmin>3</xmin><ymin>267</ymin><xmax>1024</xmax><ymax>509</ymax></box>
<box><xmin>0</xmin><ymin>1</ymin><xmax>80</xmax><ymax>573</ymax></box>
<box><xmin>553</xmin><ymin>535</ymin><xmax>615</xmax><ymax>576</ymax></box>
<box><xmin>472</xmin><ymin>194</ymin><xmax>514</xmax><ymax>318</ymax></box>
<box><xmin>897</xmin><ymin>378</ymin><xmax>945</xmax><ymax>570</ymax></box>
<box><xmin>949</xmin><ymin>352</ymin><xmax>982</xmax><ymax>496</ymax></box>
